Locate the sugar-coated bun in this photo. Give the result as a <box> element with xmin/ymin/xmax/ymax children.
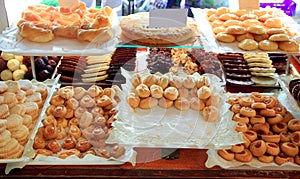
<box><xmin>236</xmin><ymin>33</ymin><xmax>254</xmax><ymax>42</ymax></box>
<box><xmin>174</xmin><ymin>97</ymin><xmax>190</xmax><ymax>111</ymax></box>
<box><xmin>158</xmin><ymin>97</ymin><xmax>173</xmax><ymax>108</ymax></box>
<box><xmin>197</xmin><ymin>86</ymin><xmax>211</xmax><ymax>100</ymax></box>
<box><xmin>163</xmin><ymin>87</ymin><xmax>179</xmax><ymax>101</ymax></box>
<box><xmin>216</xmin><ymin>33</ymin><xmax>235</xmax><ymax>43</ymax></box>
<box><xmin>136</xmin><ymin>84</ymin><xmax>151</xmax><ymax>98</ymax></box>
<box><xmin>150</xmin><ymin>84</ymin><xmax>163</xmax><ymax>99</ymax></box>
<box><xmin>238</xmin><ymin>39</ymin><xmax>258</xmax><ymax>51</ymax></box>
<box><xmin>138</xmin><ymin>97</ymin><xmax>158</xmax><ymax>109</ymax></box>
<box><xmin>127</xmin><ymin>92</ymin><xmax>140</xmax><ymax>108</ymax></box>
<box><xmin>225</xmin><ymin>26</ymin><xmax>246</xmax><ymax>35</ymax></box>
<box><xmin>258</xmin><ymin>40</ymin><xmax>278</xmax><ymax>51</ymax></box>
<box><xmin>264</xmin><ymin>18</ymin><xmax>283</xmax><ymax>28</ymax></box>
<box><xmin>247</xmin><ymin>25</ymin><xmax>266</xmax><ymax>35</ymax></box>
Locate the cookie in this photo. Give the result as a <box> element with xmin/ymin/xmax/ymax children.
<box><xmin>83</xmin><ymin>66</ymin><xmax>110</xmax><ymax>74</ymax></box>
<box><xmin>18</xmin><ymin>79</ymin><xmax>33</xmax><ymax>91</ymax></box>
<box><xmin>251</xmin><ymin>76</ymin><xmax>277</xmax><ymax>86</ymax></box>
<box><xmin>6</xmin><ymin>114</ymin><xmax>23</xmax><ymax>132</ymax></box>
<box><xmin>9</xmin><ymin>104</ymin><xmax>27</xmax><ymax>116</ymax></box>
<box><xmin>0</xmin><ymin>130</ymin><xmax>11</xmax><ymax>148</ymax></box>
<box><xmin>0</xmin><ymin>104</ymin><xmax>9</xmax><ymax>118</ymax></box>
<box><xmin>81</xmin><ymin>71</ymin><xmax>107</xmax><ymax>78</ymax></box>
<box><xmin>248</xmin><ymin>63</ymin><xmax>273</xmax><ymax>68</ymax></box>
<box><xmin>0</xmin><ymin>82</ymin><xmax>8</xmax><ymax>93</ymax></box>
<box><xmin>249</xmin><ymin>67</ymin><xmax>276</xmax><ymax>73</ymax></box>
<box><xmin>82</xmin><ymin>74</ymin><xmax>109</xmax><ymax>83</ymax></box>
<box><xmin>5</xmin><ymin>81</ymin><xmax>20</xmax><ymax>93</ymax></box>
<box><xmin>251</xmin><ymin>72</ymin><xmax>276</xmax><ymax>77</ymax></box>
<box><xmin>245</xmin><ymin>58</ymin><xmax>272</xmax><ymax>64</ymax></box>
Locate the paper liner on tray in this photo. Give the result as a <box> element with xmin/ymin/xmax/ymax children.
<box><xmin>0</xmin><ymin>9</ymin><xmax>120</xmax><ymax>56</ymax></box>
<box><xmin>106</xmin><ymin>68</ymin><xmax>243</xmax><ymax>149</ymax></box>
<box><xmin>206</xmin><ymin>88</ymin><xmax>300</xmax><ymax>169</ymax></box>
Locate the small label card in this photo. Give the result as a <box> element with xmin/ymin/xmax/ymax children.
<box><xmin>58</xmin><ymin>0</ymin><xmax>79</xmax><ymax>7</ymax></box>
<box><xmin>149</xmin><ymin>9</ymin><xmax>187</xmax><ymax>28</ymax></box>
<box><xmin>239</xmin><ymin>0</ymin><xmax>260</xmax><ymax>10</ymax></box>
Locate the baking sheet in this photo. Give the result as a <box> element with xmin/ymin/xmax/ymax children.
<box><xmin>106</xmin><ymin>68</ymin><xmax>244</xmax><ymax>149</ymax></box>
<box><xmin>0</xmin><ymin>10</ymin><xmax>119</xmax><ymax>56</ymax></box>
<box><xmin>191</xmin><ymin>8</ymin><xmax>300</xmax><ymax>54</ymax></box>
<box><xmin>205</xmin><ymin>89</ymin><xmax>300</xmax><ymax>169</ymax></box>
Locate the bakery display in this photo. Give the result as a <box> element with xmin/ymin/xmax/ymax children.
<box><xmin>120</xmin><ymin>12</ymin><xmax>198</xmax><ymax>46</ymax></box>
<box><xmin>17</xmin><ymin>3</ymin><xmax>114</xmax><ymax>43</ymax></box>
<box><xmin>0</xmin><ymin>80</ymin><xmax>49</xmax><ymax>159</ymax></box>
<box><xmin>216</xmin><ymin>92</ymin><xmax>300</xmax><ymax>166</ymax></box>
<box><xmin>33</xmin><ymin>85</ymin><xmax>126</xmax><ymax>159</ymax></box>
<box><xmin>205</xmin><ymin>7</ymin><xmax>299</xmax><ymax>52</ymax></box>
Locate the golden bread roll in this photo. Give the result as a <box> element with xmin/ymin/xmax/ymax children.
<box><xmin>278</xmin><ymin>41</ymin><xmax>299</xmax><ymax>52</ymax></box>
<box><xmin>158</xmin><ymin>97</ymin><xmax>173</xmax><ymax>108</ymax></box>
<box><xmin>150</xmin><ymin>85</ymin><xmax>163</xmax><ymax>99</ymax></box>
<box><xmin>236</xmin><ymin>33</ymin><xmax>254</xmax><ymax>42</ymax></box>
<box><xmin>215</xmin><ymin>7</ymin><xmax>230</xmax><ymax>16</ymax></box>
<box><xmin>143</xmin><ymin>74</ymin><xmax>158</xmax><ymax>87</ymax></box>
<box><xmin>203</xmin><ymin>106</ymin><xmax>219</xmax><ymax>122</ymax></box>
<box><xmin>258</xmin><ymin>40</ymin><xmax>278</xmax><ymax>51</ymax></box>
<box><xmin>174</xmin><ymin>97</ymin><xmax>190</xmax><ymax>111</ymax></box>
<box><xmin>240</xmin><ymin>14</ymin><xmax>258</xmax><ymax>21</ymax></box>
<box><xmin>233</xmin><ymin>9</ymin><xmax>249</xmax><ymax>17</ymax></box>
<box><xmin>163</xmin><ymin>87</ymin><xmax>179</xmax><ymax>101</ymax></box>
<box><xmin>211</xmin><ymin>20</ymin><xmax>224</xmax><ymax>28</ymax></box>
<box><xmin>264</xmin><ymin>18</ymin><xmax>283</xmax><ymax>28</ymax></box>
<box><xmin>19</xmin><ymin>22</ymin><xmax>54</xmax><ymax>43</ymax></box>
<box><xmin>213</xmin><ymin>26</ymin><xmax>226</xmax><ymax>34</ymax></box>
<box><xmin>223</xmin><ymin>19</ymin><xmax>242</xmax><ymax>27</ymax></box>
<box><xmin>135</xmin><ymin>84</ymin><xmax>151</xmax><ymax>98</ymax></box>
<box><xmin>208</xmin><ymin>14</ymin><xmax>218</xmax><ymax>22</ymax></box>
<box><xmin>238</xmin><ymin>39</ymin><xmax>258</xmax><ymax>51</ymax></box>
<box><xmin>219</xmin><ymin>13</ymin><xmax>238</xmax><ymax>21</ymax></box>
<box><xmin>252</xmin><ymin>10</ymin><xmax>267</xmax><ymax>17</ymax></box>
<box><xmin>266</xmin><ymin>28</ymin><xmax>287</xmax><ymax>35</ymax></box>
<box><xmin>258</xmin><ymin>14</ymin><xmax>273</xmax><ymax>22</ymax></box>
<box><xmin>139</xmin><ymin>97</ymin><xmax>158</xmax><ymax>109</ymax></box>
<box><xmin>269</xmin><ymin>34</ymin><xmax>290</xmax><ymax>42</ymax></box>
<box><xmin>225</xmin><ymin>26</ymin><xmax>246</xmax><ymax>35</ymax></box>
<box><xmin>254</xmin><ymin>34</ymin><xmax>269</xmax><ymax>42</ymax></box>
<box><xmin>247</xmin><ymin>26</ymin><xmax>266</xmax><ymax>35</ymax></box>
<box><xmin>242</xmin><ymin>19</ymin><xmax>261</xmax><ymax>28</ymax></box>
<box><xmin>127</xmin><ymin>93</ymin><xmax>140</xmax><ymax>108</ymax></box>
<box><xmin>197</xmin><ymin>86</ymin><xmax>211</xmax><ymax>99</ymax></box>
<box><xmin>216</xmin><ymin>33</ymin><xmax>235</xmax><ymax>43</ymax></box>
<box><xmin>207</xmin><ymin>9</ymin><xmax>217</xmax><ymax>17</ymax></box>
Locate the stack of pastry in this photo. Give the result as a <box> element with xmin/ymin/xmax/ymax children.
<box><xmin>218</xmin><ymin>92</ymin><xmax>300</xmax><ymax>165</ymax></box>
<box><xmin>33</xmin><ymin>85</ymin><xmax>126</xmax><ymax>159</ymax></box>
<box><xmin>127</xmin><ymin>72</ymin><xmax>220</xmax><ymax>122</ymax></box>
<box><xmin>58</xmin><ymin>56</ymin><xmax>87</xmax><ymax>83</ymax></box>
<box><xmin>17</xmin><ymin>2</ymin><xmax>113</xmax><ymax>43</ymax></box>
<box><xmin>0</xmin><ymin>80</ymin><xmax>48</xmax><ymax>159</ymax></box>
<box><xmin>243</xmin><ymin>53</ymin><xmax>277</xmax><ymax>86</ymax></box>
<box><xmin>208</xmin><ymin>7</ymin><xmax>299</xmax><ymax>52</ymax></box>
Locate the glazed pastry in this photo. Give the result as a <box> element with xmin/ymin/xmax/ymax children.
<box><xmin>291</xmin><ymin>131</ymin><xmax>300</xmax><ymax>146</ymax></box>
<box><xmin>251</xmin><ymin>102</ymin><xmax>266</xmax><ymax>109</ymax></box>
<box><xmin>235</xmin><ymin>122</ymin><xmax>248</xmax><ymax>132</ymax></box>
<box><xmin>163</xmin><ymin>87</ymin><xmax>178</xmax><ymax>101</ymax></box>
<box><xmin>46</xmin><ymin>139</ymin><xmax>61</xmax><ymax>153</ymax></box>
<box><xmin>238</xmin><ymin>97</ymin><xmax>254</xmax><ymax>107</ymax></box>
<box><xmin>273</xmin><ymin>105</ymin><xmax>286</xmax><ymax>116</ymax></box>
<box><xmin>94</xmin><ymin>147</ymin><xmax>111</xmax><ymax>158</ymax></box>
<box><xmin>261</xmin><ymin>134</ymin><xmax>280</xmax><ymax>143</ymax></box>
<box><xmin>266</xmin><ymin>142</ymin><xmax>280</xmax><ymax>156</ymax></box>
<box><xmin>42</xmin><ymin>115</ymin><xmax>57</xmax><ymax>126</ymax></box>
<box><xmin>262</xmin><ymin>96</ymin><xmax>277</xmax><ymax>108</ymax></box>
<box><xmin>258</xmin><ymin>154</ymin><xmax>274</xmax><ymax>163</ymax></box>
<box><xmin>33</xmin><ymin>135</ymin><xmax>46</xmax><ymax>149</ymax></box>
<box><xmin>274</xmin><ymin>153</ymin><xmax>294</xmax><ymax>165</ymax></box>
<box><xmin>79</xmin><ymin>111</ymin><xmax>93</xmax><ymax>129</ymax></box>
<box><xmin>46</xmin><ymin>105</ymin><xmax>56</xmax><ymax>116</ymax></box>
<box><xmin>66</xmin><ymin>98</ymin><xmax>79</xmax><ymax>110</ymax></box>
<box><xmin>57</xmin><ymin>149</ymin><xmax>81</xmax><ymax>159</ymax></box>
<box><xmin>53</xmin><ymin>105</ymin><xmax>67</xmax><ymax>118</ymax></box>
<box><xmin>76</xmin><ymin>139</ymin><xmax>92</xmax><ymax>152</ymax></box>
<box><xmin>87</xmin><ymin>85</ymin><xmax>102</xmax><ymax>97</ymax></box>
<box><xmin>197</xmin><ymin>86</ymin><xmax>211</xmax><ymax>100</ymax></box>
<box><xmin>57</xmin><ymin>86</ymin><xmax>74</xmax><ymax>100</ymax></box>
<box><xmin>280</xmin><ymin>131</ymin><xmax>292</xmax><ymax>142</ymax></box>
<box><xmin>281</xmin><ymin>142</ymin><xmax>299</xmax><ymax>157</ymax></box>
<box><xmin>91</xmin><ymin>106</ymin><xmax>104</xmax><ymax>117</ymax></box>
<box><xmin>234</xmin><ymin>149</ymin><xmax>253</xmax><ymax>162</ymax></box>
<box><xmin>35</xmin><ymin>149</ymin><xmax>53</xmax><ymax>157</ymax></box>
<box><xmin>93</xmin><ymin>115</ymin><xmax>107</xmax><ymax>128</ymax></box>
<box><xmin>240</xmin><ymin>107</ymin><xmax>256</xmax><ymax>117</ymax></box>
<box><xmin>260</xmin><ymin>108</ymin><xmax>276</xmax><ymax>117</ymax></box>
<box><xmin>251</xmin><ymin>92</ymin><xmax>264</xmax><ymax>102</ymax></box>
<box><xmin>230</xmin><ymin>144</ymin><xmax>244</xmax><ymax>153</ymax></box>
<box><xmin>203</xmin><ymin>106</ymin><xmax>219</xmax><ymax>122</ymax></box>
<box><xmin>267</xmin><ymin>114</ymin><xmax>283</xmax><ymax>125</ymax></box>
<box><xmin>252</xmin><ymin>123</ymin><xmax>270</xmax><ymax>135</ymax></box>
<box><xmin>143</xmin><ymin>74</ymin><xmax>158</xmax><ymax>88</ymax></box>
<box><xmin>43</xmin><ymin>124</ymin><xmax>57</xmax><ymax>140</ymax></box>
<box><xmin>174</xmin><ymin>97</ymin><xmax>190</xmax><ymax>111</ymax></box>
<box><xmin>190</xmin><ymin>97</ymin><xmax>205</xmax><ymax>111</ymax></box>
<box><xmin>103</xmin><ymin>88</ymin><xmax>115</xmax><ymax>99</ymax></box>
<box><xmin>158</xmin><ymin>97</ymin><xmax>173</xmax><ymax>109</ymax></box>
<box><xmin>74</xmin><ymin>107</ymin><xmax>87</xmax><ymax>119</ymax></box>
<box><xmin>227</xmin><ymin>96</ymin><xmax>240</xmax><ymax>105</ymax></box>
<box><xmin>62</xmin><ymin>135</ymin><xmax>77</xmax><ymax>150</ymax></box>
<box><xmin>73</xmin><ymin>87</ymin><xmax>86</xmax><ymax>100</ymax></box>
<box><xmin>243</xmin><ymin>130</ymin><xmax>257</xmax><ymax>142</ymax></box>
<box><xmin>217</xmin><ymin>149</ymin><xmax>234</xmax><ymax>161</ymax></box>
<box><xmin>65</xmin><ymin>108</ymin><xmax>74</xmax><ymax>119</ymax></box>
<box><xmin>92</xmin><ymin>127</ymin><xmax>108</xmax><ymax>140</ymax></box>
<box><xmin>68</xmin><ymin>125</ymin><xmax>82</xmax><ymax>139</ymax></box>
<box><xmin>272</xmin><ymin>122</ymin><xmax>288</xmax><ymax>134</ymax></box>
<box><xmin>249</xmin><ymin>140</ymin><xmax>267</xmax><ymax>157</ymax></box>
<box><xmin>230</xmin><ymin>103</ymin><xmax>242</xmax><ymax>114</ymax></box>
<box><xmin>288</xmin><ymin>119</ymin><xmax>300</xmax><ymax>131</ymax></box>
<box><xmin>57</xmin><ymin>118</ymin><xmax>68</xmax><ymax>128</ymax></box>
<box><xmin>56</xmin><ymin>124</ymin><xmax>67</xmax><ymax>140</ymax></box>
<box><xmin>80</xmin><ymin>95</ymin><xmax>96</xmax><ymax>108</ymax></box>
<box><xmin>96</xmin><ymin>95</ymin><xmax>112</xmax><ymax>107</ymax></box>
<box><xmin>135</xmin><ymin>84</ymin><xmax>151</xmax><ymax>98</ymax></box>
<box><xmin>250</xmin><ymin>115</ymin><xmax>265</xmax><ymax>124</ymax></box>
<box><xmin>150</xmin><ymin>84</ymin><xmax>163</xmax><ymax>99</ymax></box>
<box><xmin>110</xmin><ymin>143</ymin><xmax>126</xmax><ymax>158</ymax></box>
<box><xmin>233</xmin><ymin>113</ymin><xmax>249</xmax><ymax>123</ymax></box>
<box><xmin>68</xmin><ymin>118</ymin><xmax>79</xmax><ymax>127</ymax></box>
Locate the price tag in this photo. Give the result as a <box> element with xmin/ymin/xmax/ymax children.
<box><xmin>239</xmin><ymin>0</ymin><xmax>260</xmax><ymax>10</ymax></box>
<box><xmin>58</xmin><ymin>0</ymin><xmax>79</xmax><ymax>7</ymax></box>
<box><xmin>149</xmin><ymin>9</ymin><xmax>187</xmax><ymax>28</ymax></box>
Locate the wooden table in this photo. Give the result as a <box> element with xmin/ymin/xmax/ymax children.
<box><xmin>1</xmin><ymin>148</ymin><xmax>300</xmax><ymax>178</ymax></box>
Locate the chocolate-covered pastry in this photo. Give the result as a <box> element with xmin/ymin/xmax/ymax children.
<box><xmin>0</xmin><ymin>58</ymin><xmax>7</xmax><ymax>72</ymax></box>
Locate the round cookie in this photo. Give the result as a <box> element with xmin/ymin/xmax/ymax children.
<box><xmin>258</xmin><ymin>40</ymin><xmax>278</xmax><ymax>51</ymax></box>
<box><xmin>238</xmin><ymin>39</ymin><xmax>258</xmax><ymax>51</ymax></box>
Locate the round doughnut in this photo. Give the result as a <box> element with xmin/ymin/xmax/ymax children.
<box><xmin>265</xmin><ymin>142</ymin><xmax>280</xmax><ymax>156</ymax></box>
<box><xmin>231</xmin><ymin>103</ymin><xmax>242</xmax><ymax>114</ymax></box>
<box><xmin>235</xmin><ymin>122</ymin><xmax>248</xmax><ymax>132</ymax></box>
<box><xmin>258</xmin><ymin>154</ymin><xmax>274</xmax><ymax>163</ymax></box>
<box><xmin>280</xmin><ymin>131</ymin><xmax>292</xmax><ymax>142</ymax></box>
<box><xmin>260</xmin><ymin>108</ymin><xmax>276</xmax><ymax>117</ymax></box>
<box><xmin>250</xmin><ymin>115</ymin><xmax>265</xmax><ymax>124</ymax></box>
<box><xmin>275</xmin><ymin>153</ymin><xmax>294</xmax><ymax>165</ymax></box>
<box><xmin>230</xmin><ymin>144</ymin><xmax>244</xmax><ymax>153</ymax></box>
<box><xmin>233</xmin><ymin>113</ymin><xmax>249</xmax><ymax>123</ymax></box>
<box><xmin>243</xmin><ymin>130</ymin><xmax>257</xmax><ymax>142</ymax></box>
<box><xmin>272</xmin><ymin>122</ymin><xmax>288</xmax><ymax>134</ymax></box>
<box><xmin>240</xmin><ymin>107</ymin><xmax>256</xmax><ymax>117</ymax></box>
<box><xmin>250</xmin><ymin>140</ymin><xmax>267</xmax><ymax>157</ymax></box>
<box><xmin>247</xmin><ymin>25</ymin><xmax>266</xmax><ymax>35</ymax></box>
<box><xmin>291</xmin><ymin>131</ymin><xmax>300</xmax><ymax>146</ymax></box>
<box><xmin>136</xmin><ymin>84</ymin><xmax>151</xmax><ymax>98</ymax></box>
<box><xmin>238</xmin><ymin>97</ymin><xmax>254</xmax><ymax>107</ymax></box>
<box><xmin>281</xmin><ymin>142</ymin><xmax>299</xmax><ymax>157</ymax></box>
<box><xmin>217</xmin><ymin>149</ymin><xmax>234</xmax><ymax>161</ymax></box>
<box><xmin>267</xmin><ymin>114</ymin><xmax>283</xmax><ymax>125</ymax></box>
<box><xmin>225</xmin><ymin>26</ymin><xmax>246</xmax><ymax>35</ymax></box>
<box><xmin>258</xmin><ymin>40</ymin><xmax>279</xmax><ymax>51</ymax></box>
<box><xmin>253</xmin><ymin>123</ymin><xmax>270</xmax><ymax>135</ymax></box>
<box><xmin>261</xmin><ymin>134</ymin><xmax>280</xmax><ymax>143</ymax></box>
<box><xmin>234</xmin><ymin>149</ymin><xmax>253</xmax><ymax>162</ymax></box>
<box><xmin>215</xmin><ymin>33</ymin><xmax>235</xmax><ymax>43</ymax></box>
<box><xmin>238</xmin><ymin>39</ymin><xmax>258</xmax><ymax>51</ymax></box>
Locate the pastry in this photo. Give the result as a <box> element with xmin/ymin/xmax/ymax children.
<box><xmin>1</xmin><ymin>70</ymin><xmax>13</xmax><ymax>81</ymax></box>
<box><xmin>174</xmin><ymin>97</ymin><xmax>190</xmax><ymax>111</ymax></box>
<box><xmin>163</xmin><ymin>87</ymin><xmax>179</xmax><ymax>101</ymax></box>
<box><xmin>218</xmin><ymin>149</ymin><xmax>234</xmax><ymax>161</ymax></box>
<box><xmin>197</xmin><ymin>86</ymin><xmax>211</xmax><ymax>100</ymax></box>
<box><xmin>79</xmin><ymin>111</ymin><xmax>93</xmax><ymax>129</ymax></box>
<box><xmin>267</xmin><ymin>114</ymin><xmax>283</xmax><ymax>125</ymax></box>
<box><xmin>281</xmin><ymin>142</ymin><xmax>299</xmax><ymax>157</ymax></box>
<box><xmin>269</xmin><ymin>34</ymin><xmax>290</xmax><ymax>42</ymax></box>
<box><xmin>265</xmin><ymin>142</ymin><xmax>280</xmax><ymax>156</ymax></box>
<box><xmin>247</xmin><ymin>25</ymin><xmax>266</xmax><ymax>35</ymax></box>
<box><xmin>68</xmin><ymin>125</ymin><xmax>82</xmax><ymax>139</ymax></box>
<box><xmin>252</xmin><ymin>123</ymin><xmax>270</xmax><ymax>135</ymax></box>
<box><xmin>138</xmin><ymin>97</ymin><xmax>158</xmax><ymax>109</ymax></box>
<box><xmin>43</xmin><ymin>124</ymin><xmax>58</xmax><ymax>140</ymax></box>
<box><xmin>238</xmin><ymin>39</ymin><xmax>258</xmax><ymax>51</ymax></box>
<box><xmin>62</xmin><ymin>135</ymin><xmax>77</xmax><ymax>150</ymax></box>
<box><xmin>203</xmin><ymin>106</ymin><xmax>219</xmax><ymax>122</ymax></box>
<box><xmin>233</xmin><ymin>113</ymin><xmax>249</xmax><ymax>123</ymax></box>
<box><xmin>136</xmin><ymin>84</ymin><xmax>151</xmax><ymax>98</ymax></box>
<box><xmin>274</xmin><ymin>153</ymin><xmax>294</xmax><ymax>165</ymax></box>
<box><xmin>158</xmin><ymin>97</ymin><xmax>173</xmax><ymax>109</ymax></box>
<box><xmin>33</xmin><ymin>135</ymin><xmax>46</xmax><ymax>149</ymax></box>
<box><xmin>272</xmin><ymin>122</ymin><xmax>288</xmax><ymax>134</ymax></box>
<box><xmin>230</xmin><ymin>144</ymin><xmax>244</xmax><ymax>153</ymax></box>
<box><xmin>127</xmin><ymin>92</ymin><xmax>140</xmax><ymax>109</ymax></box>
<box><xmin>76</xmin><ymin>139</ymin><xmax>92</xmax><ymax>152</ymax></box>
<box><xmin>234</xmin><ymin>149</ymin><xmax>253</xmax><ymax>162</ymax></box>
<box><xmin>250</xmin><ymin>115</ymin><xmax>265</xmax><ymax>124</ymax></box>
<box><xmin>278</xmin><ymin>41</ymin><xmax>299</xmax><ymax>52</ymax></box>
<box><xmin>96</xmin><ymin>95</ymin><xmax>112</xmax><ymax>107</ymax></box>
<box><xmin>291</xmin><ymin>131</ymin><xmax>300</xmax><ymax>146</ymax></box>
<box><xmin>80</xmin><ymin>95</ymin><xmax>96</xmax><ymax>108</ymax></box>
<box><xmin>258</xmin><ymin>40</ymin><xmax>278</xmax><ymax>51</ymax></box>
<box><xmin>215</xmin><ymin>33</ymin><xmax>235</xmax><ymax>43</ymax></box>
<box><xmin>236</xmin><ymin>33</ymin><xmax>254</xmax><ymax>42</ymax></box>
<box><xmin>46</xmin><ymin>139</ymin><xmax>61</xmax><ymax>153</ymax></box>
<box><xmin>240</xmin><ymin>107</ymin><xmax>256</xmax><ymax>117</ymax></box>
<box><xmin>110</xmin><ymin>143</ymin><xmax>126</xmax><ymax>158</ymax></box>
<box><xmin>190</xmin><ymin>97</ymin><xmax>205</xmax><ymax>111</ymax></box>
<box><xmin>150</xmin><ymin>85</ymin><xmax>163</xmax><ymax>99</ymax></box>
<box><xmin>264</xmin><ymin>18</ymin><xmax>283</xmax><ymax>28</ymax></box>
